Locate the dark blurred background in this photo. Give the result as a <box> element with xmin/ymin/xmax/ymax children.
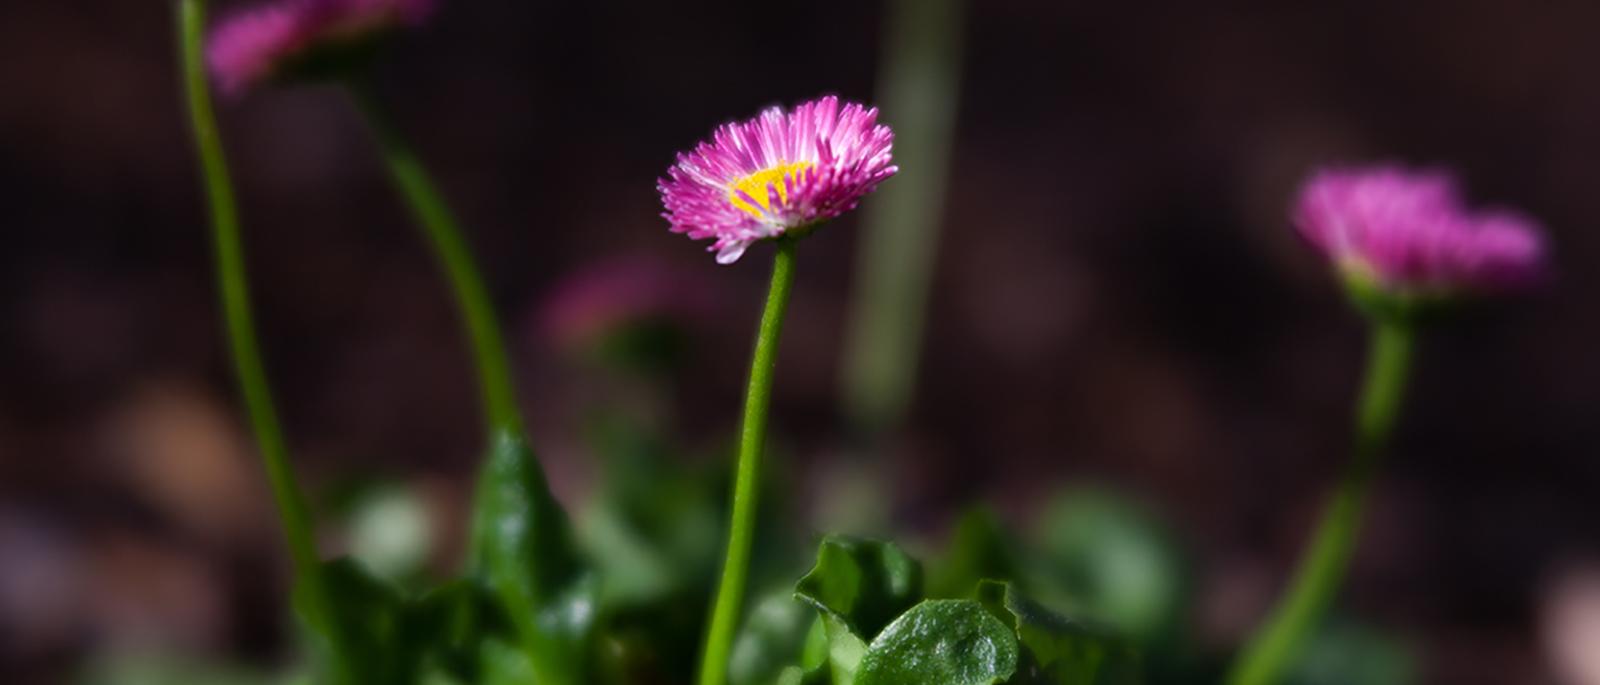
<box><xmin>2</xmin><ymin>1</ymin><xmax>1598</xmax><ymax>683</ymax></box>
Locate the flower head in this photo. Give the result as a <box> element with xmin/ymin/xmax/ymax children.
<box><xmin>658</xmin><ymin>96</ymin><xmax>897</xmax><ymax>264</ymax></box>
<box><xmin>208</xmin><ymin>0</ymin><xmax>436</xmax><ymax>95</ymax></box>
<box><xmin>1293</xmin><ymin>165</ymin><xmax>1546</xmax><ymax>299</ymax></box>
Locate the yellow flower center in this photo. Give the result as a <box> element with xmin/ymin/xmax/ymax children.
<box><xmin>728</xmin><ymin>161</ymin><xmax>813</xmax><ymax>217</ymax></box>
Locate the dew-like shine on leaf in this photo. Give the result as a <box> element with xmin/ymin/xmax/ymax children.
<box><xmin>468</xmin><ymin>431</ymin><xmax>595</xmax><ymax>684</ymax></box>
<box><xmin>855</xmin><ymin>599</ymin><xmax>1019</xmax><ymax>685</ymax></box>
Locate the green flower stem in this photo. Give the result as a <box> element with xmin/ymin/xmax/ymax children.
<box><xmin>348</xmin><ymin>86</ymin><xmax>523</xmax><ymax>436</ymax></box>
<box><xmin>698</xmin><ymin>240</ymin><xmax>799</xmax><ymax>685</ymax></box>
<box><xmin>176</xmin><ymin>0</ymin><xmax>335</xmax><ymax>649</ymax></box>
<box><xmin>1225</xmin><ymin>319</ymin><xmax>1416</xmax><ymax>685</ymax></box>
<box><xmin>352</xmin><ymin>86</ymin><xmax>584</xmax><ymax>684</ymax></box>
<box><xmin>838</xmin><ymin>0</ymin><xmax>964</xmax><ymax>437</ymax></box>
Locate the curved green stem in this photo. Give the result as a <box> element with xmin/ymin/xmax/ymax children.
<box><xmin>176</xmin><ymin>0</ymin><xmax>334</xmax><ymax>651</ymax></box>
<box><xmin>1225</xmin><ymin>320</ymin><xmax>1416</xmax><ymax>685</ymax></box>
<box><xmin>351</xmin><ymin>85</ymin><xmax>587</xmax><ymax>684</ymax></box>
<box><xmin>348</xmin><ymin>86</ymin><xmax>523</xmax><ymax>435</ymax></box>
<box><xmin>698</xmin><ymin>241</ymin><xmax>799</xmax><ymax>685</ymax></box>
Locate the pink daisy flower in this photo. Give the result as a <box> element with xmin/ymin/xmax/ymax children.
<box><xmin>207</xmin><ymin>0</ymin><xmax>436</xmax><ymax>96</ymax></box>
<box><xmin>1293</xmin><ymin>165</ymin><xmax>1547</xmax><ymax>296</ymax></box>
<box><xmin>658</xmin><ymin>96</ymin><xmax>898</xmax><ymax>264</ymax></box>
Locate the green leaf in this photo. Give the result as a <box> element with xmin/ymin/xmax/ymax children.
<box><xmin>478</xmin><ymin>638</ymin><xmax>537</xmax><ymax>685</ymax></box>
<box><xmin>794</xmin><ymin>536</ymin><xmax>925</xmax><ymax>685</ymax></box>
<box><xmin>468</xmin><ymin>431</ymin><xmax>595</xmax><ymax>684</ymax></box>
<box><xmin>819</xmin><ymin>616</ymin><xmax>870</xmax><ymax>684</ymax></box>
<box><xmin>977</xmin><ymin>581</ymin><xmax>1138</xmax><ymax>685</ymax></box>
<box><xmin>1030</xmin><ymin>490</ymin><xmax>1187</xmax><ymax>648</ymax></box>
<box><xmin>404</xmin><ymin>579</ymin><xmax>506</xmax><ymax>682</ymax></box>
<box><xmin>800</xmin><ymin>616</ymin><xmax>830</xmax><ymax>673</ymax></box>
<box><xmin>79</xmin><ymin>652</ymin><xmax>278</xmax><ymax>685</ymax></box>
<box><xmin>728</xmin><ymin>590</ymin><xmax>820</xmax><ymax>685</ymax></box>
<box><xmin>293</xmin><ymin>557</ymin><xmax>412</xmax><ymax>684</ymax></box>
<box><xmin>1285</xmin><ymin>619</ymin><xmax>1415</xmax><ymax>685</ymax></box>
<box><xmin>416</xmin><ymin>670</ymin><xmax>468</xmax><ymax>685</ymax></box>
<box><xmin>795</xmin><ymin>536</ymin><xmax>923</xmax><ymax>640</ymax></box>
<box><xmin>928</xmin><ymin>508</ymin><xmax>1020</xmax><ymax>600</ymax></box>
<box><xmin>575</xmin><ymin>415</ymin><xmax>728</xmax><ymax>682</ymax></box>
<box><xmin>855</xmin><ymin>599</ymin><xmax>1019</xmax><ymax>685</ymax></box>
<box><xmin>578</xmin><ymin>415</ymin><xmax>719</xmax><ymax>608</ymax></box>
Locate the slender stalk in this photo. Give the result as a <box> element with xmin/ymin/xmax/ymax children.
<box><xmin>838</xmin><ymin>0</ymin><xmax>964</xmax><ymax>437</ymax></box>
<box><xmin>348</xmin><ymin>86</ymin><xmax>523</xmax><ymax>435</ymax></box>
<box><xmin>698</xmin><ymin>241</ymin><xmax>799</xmax><ymax>685</ymax></box>
<box><xmin>176</xmin><ymin>0</ymin><xmax>335</xmax><ymax>650</ymax></box>
<box><xmin>1225</xmin><ymin>320</ymin><xmax>1416</xmax><ymax>685</ymax></box>
<box><xmin>351</xmin><ymin>88</ymin><xmax>574</xmax><ymax>683</ymax></box>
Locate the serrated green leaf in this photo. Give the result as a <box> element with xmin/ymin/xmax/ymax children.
<box><xmin>793</xmin><ymin>536</ymin><xmax>925</xmax><ymax>685</ymax></box>
<box><xmin>794</xmin><ymin>536</ymin><xmax>923</xmax><ymax>640</ymax></box>
<box><xmin>468</xmin><ymin>431</ymin><xmax>595</xmax><ymax>684</ymax></box>
<box><xmin>977</xmin><ymin>580</ymin><xmax>1138</xmax><ymax>685</ymax></box>
<box><xmin>855</xmin><ymin>599</ymin><xmax>1019</xmax><ymax>685</ymax></box>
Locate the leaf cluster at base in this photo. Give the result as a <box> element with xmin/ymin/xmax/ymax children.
<box><xmin>758</xmin><ymin>535</ymin><xmax>1139</xmax><ymax>685</ymax></box>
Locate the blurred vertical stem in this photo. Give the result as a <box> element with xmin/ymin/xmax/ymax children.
<box><xmin>698</xmin><ymin>240</ymin><xmax>799</xmax><ymax>685</ymax></box>
<box><xmin>348</xmin><ymin>85</ymin><xmax>523</xmax><ymax>436</ymax></box>
<box><xmin>838</xmin><ymin>0</ymin><xmax>965</xmax><ymax>436</ymax></box>
<box><xmin>1226</xmin><ymin>319</ymin><xmax>1416</xmax><ymax>685</ymax></box>
<box><xmin>176</xmin><ymin>0</ymin><xmax>337</xmax><ymax>658</ymax></box>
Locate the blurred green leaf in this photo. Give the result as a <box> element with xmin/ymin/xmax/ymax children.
<box><xmin>795</xmin><ymin>536</ymin><xmax>923</xmax><ymax>640</ymax></box>
<box><xmin>1285</xmin><ymin>620</ymin><xmax>1415</xmax><ymax>685</ymax></box>
<box><xmin>801</xmin><ymin>615</ymin><xmax>830</xmax><ymax>672</ymax></box>
<box><xmin>819</xmin><ymin>616</ymin><xmax>870</xmax><ymax>684</ymax></box>
<box><xmin>928</xmin><ymin>508</ymin><xmax>1020</xmax><ymax>600</ymax></box>
<box><xmin>1030</xmin><ymin>489</ymin><xmax>1187</xmax><ymax>648</ymax></box>
<box><xmin>589</xmin><ymin>320</ymin><xmax>693</xmax><ymax>376</ymax></box>
<box><xmin>78</xmin><ymin>652</ymin><xmax>278</xmax><ymax>685</ymax></box>
<box><xmin>404</xmin><ymin>578</ymin><xmax>508</xmax><ymax>682</ymax></box>
<box><xmin>478</xmin><ymin>638</ymin><xmax>537</xmax><ymax>685</ymax></box>
<box><xmin>416</xmin><ymin>671</ymin><xmax>468</xmax><ymax>685</ymax></box>
<box><xmin>855</xmin><ymin>599</ymin><xmax>1019</xmax><ymax>685</ymax></box>
<box><xmin>577</xmin><ymin>414</ymin><xmax>725</xmax><ymax>682</ymax></box>
<box><xmin>294</xmin><ymin>557</ymin><xmax>413</xmax><ymax>684</ymax></box>
<box><xmin>579</xmin><ymin>415</ymin><xmax>719</xmax><ymax>608</ymax></box>
<box><xmin>978</xmin><ymin>580</ymin><xmax>1138</xmax><ymax>685</ymax></box>
<box><xmin>468</xmin><ymin>431</ymin><xmax>595</xmax><ymax>684</ymax></box>
<box><xmin>729</xmin><ymin>590</ymin><xmax>821</xmax><ymax>685</ymax></box>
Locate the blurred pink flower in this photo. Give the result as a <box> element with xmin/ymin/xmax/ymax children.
<box><xmin>659</xmin><ymin>95</ymin><xmax>898</xmax><ymax>264</ymax></box>
<box><xmin>1293</xmin><ymin>165</ymin><xmax>1546</xmax><ymax>295</ymax></box>
<box><xmin>538</xmin><ymin>255</ymin><xmax>721</xmax><ymax>352</ymax></box>
<box><xmin>207</xmin><ymin>0</ymin><xmax>436</xmax><ymax>95</ymax></box>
